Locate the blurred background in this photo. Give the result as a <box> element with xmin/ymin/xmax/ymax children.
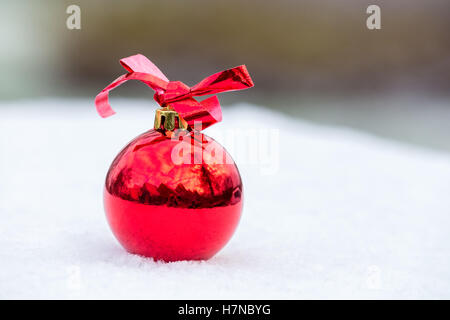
<box><xmin>1</xmin><ymin>0</ymin><xmax>450</xmax><ymax>151</ymax></box>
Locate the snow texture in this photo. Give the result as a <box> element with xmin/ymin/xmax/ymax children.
<box><xmin>1</xmin><ymin>98</ymin><xmax>450</xmax><ymax>299</ymax></box>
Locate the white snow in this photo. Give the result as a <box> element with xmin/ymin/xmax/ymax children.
<box><xmin>1</xmin><ymin>98</ymin><xmax>450</xmax><ymax>299</ymax></box>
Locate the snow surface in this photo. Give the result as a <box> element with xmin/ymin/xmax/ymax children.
<box><xmin>1</xmin><ymin>98</ymin><xmax>450</xmax><ymax>299</ymax></box>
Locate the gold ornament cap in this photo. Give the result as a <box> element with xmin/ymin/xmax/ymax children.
<box><xmin>154</xmin><ymin>105</ymin><xmax>188</xmax><ymax>131</ymax></box>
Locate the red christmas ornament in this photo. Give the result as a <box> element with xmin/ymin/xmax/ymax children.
<box><xmin>95</xmin><ymin>54</ymin><xmax>253</xmax><ymax>261</ymax></box>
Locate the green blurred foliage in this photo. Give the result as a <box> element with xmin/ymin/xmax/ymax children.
<box><xmin>1</xmin><ymin>0</ymin><xmax>450</xmax><ymax>99</ymax></box>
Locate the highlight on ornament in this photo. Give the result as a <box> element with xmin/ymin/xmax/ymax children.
<box><xmin>95</xmin><ymin>54</ymin><xmax>254</xmax><ymax>262</ymax></box>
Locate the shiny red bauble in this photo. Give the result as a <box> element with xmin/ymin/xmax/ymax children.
<box><xmin>104</xmin><ymin>129</ymin><xmax>243</xmax><ymax>261</ymax></box>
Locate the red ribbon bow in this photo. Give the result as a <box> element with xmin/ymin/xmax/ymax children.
<box><xmin>95</xmin><ymin>54</ymin><xmax>254</xmax><ymax>129</ymax></box>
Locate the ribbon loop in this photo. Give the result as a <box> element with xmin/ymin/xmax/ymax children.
<box><xmin>95</xmin><ymin>54</ymin><xmax>254</xmax><ymax>129</ymax></box>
